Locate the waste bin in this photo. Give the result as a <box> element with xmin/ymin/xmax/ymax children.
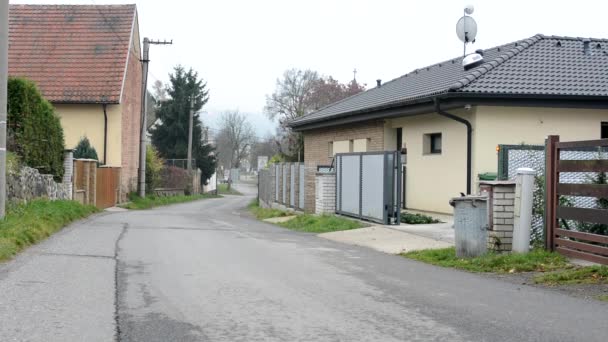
<box><xmin>450</xmin><ymin>196</ymin><xmax>488</xmax><ymax>258</ymax></box>
<box><xmin>478</xmin><ymin>172</ymin><xmax>498</xmax><ymax>181</ymax></box>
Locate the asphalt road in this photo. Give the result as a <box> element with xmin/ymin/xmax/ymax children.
<box><xmin>0</xmin><ymin>183</ymin><xmax>606</xmax><ymax>341</ymax></box>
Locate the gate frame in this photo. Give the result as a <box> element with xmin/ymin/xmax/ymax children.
<box><xmin>545</xmin><ymin>135</ymin><xmax>608</xmax><ymax>264</ymax></box>
<box><xmin>335</xmin><ymin>151</ymin><xmax>401</xmax><ymax>225</ymax></box>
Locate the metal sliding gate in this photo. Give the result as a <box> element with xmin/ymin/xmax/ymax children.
<box><xmin>335</xmin><ymin>151</ymin><xmax>401</xmax><ymax>225</ymax></box>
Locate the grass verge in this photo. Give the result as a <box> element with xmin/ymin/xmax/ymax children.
<box><xmin>218</xmin><ymin>183</ymin><xmax>242</xmax><ymax>195</ymax></box>
<box><xmin>598</xmin><ymin>295</ymin><xmax>608</xmax><ymax>302</ymax></box>
<box><xmin>278</xmin><ymin>214</ymin><xmax>367</xmax><ymax>233</ymax></box>
<box><xmin>122</xmin><ymin>193</ymin><xmax>220</xmax><ymax>210</ymax></box>
<box><xmin>402</xmin><ymin>247</ymin><xmax>570</xmax><ymax>273</ymax></box>
<box><xmin>533</xmin><ymin>265</ymin><xmax>608</xmax><ymax>285</ymax></box>
<box><xmin>0</xmin><ymin>200</ymin><xmax>99</xmax><ymax>261</ymax></box>
<box><xmin>248</xmin><ymin>199</ymin><xmax>290</xmax><ymax>220</ymax></box>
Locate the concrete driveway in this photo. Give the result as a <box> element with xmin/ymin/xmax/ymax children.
<box><xmin>0</xmin><ymin>184</ymin><xmax>606</xmax><ymax>341</ymax></box>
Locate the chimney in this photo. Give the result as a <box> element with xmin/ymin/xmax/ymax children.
<box><xmin>376</xmin><ymin>79</ymin><xmax>382</xmax><ymax>87</ymax></box>
<box><xmin>583</xmin><ymin>38</ymin><xmax>591</xmax><ymax>55</ymax></box>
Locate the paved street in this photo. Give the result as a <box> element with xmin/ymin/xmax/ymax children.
<box><xmin>0</xmin><ymin>184</ymin><xmax>606</xmax><ymax>341</ymax></box>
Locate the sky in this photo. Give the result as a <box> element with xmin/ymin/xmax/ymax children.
<box><xmin>11</xmin><ymin>0</ymin><xmax>608</xmax><ymax>137</ymax></box>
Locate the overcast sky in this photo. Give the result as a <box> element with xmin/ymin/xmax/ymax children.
<box><xmin>12</xmin><ymin>0</ymin><xmax>608</xmax><ymax>136</ymax></box>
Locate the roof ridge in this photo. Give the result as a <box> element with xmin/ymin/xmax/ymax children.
<box><xmin>448</xmin><ymin>34</ymin><xmax>544</xmax><ymax>91</ymax></box>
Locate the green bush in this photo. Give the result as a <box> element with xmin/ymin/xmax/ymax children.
<box><xmin>8</xmin><ymin>78</ymin><xmax>65</xmax><ymax>181</ymax></box>
<box><xmin>145</xmin><ymin>145</ymin><xmax>164</xmax><ymax>193</ymax></box>
<box><xmin>73</xmin><ymin>136</ymin><xmax>99</xmax><ymax>161</ymax></box>
<box><xmin>401</xmin><ymin>212</ymin><xmax>441</xmax><ymax>224</ymax></box>
<box><xmin>6</xmin><ymin>151</ymin><xmax>21</xmax><ymax>175</ymax></box>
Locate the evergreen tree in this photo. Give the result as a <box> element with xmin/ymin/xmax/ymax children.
<box><xmin>73</xmin><ymin>137</ymin><xmax>99</xmax><ymax>161</ymax></box>
<box><xmin>151</xmin><ymin>66</ymin><xmax>217</xmax><ymax>183</ymax></box>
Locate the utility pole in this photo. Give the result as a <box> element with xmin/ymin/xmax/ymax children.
<box><xmin>0</xmin><ymin>0</ymin><xmax>9</xmax><ymax>218</ymax></box>
<box><xmin>137</xmin><ymin>37</ymin><xmax>172</xmax><ymax>197</ymax></box>
<box><xmin>187</xmin><ymin>96</ymin><xmax>194</xmax><ymax>171</ymax></box>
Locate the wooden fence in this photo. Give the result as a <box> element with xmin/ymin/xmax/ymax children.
<box><xmin>96</xmin><ymin>167</ymin><xmax>121</xmax><ymax>209</ymax></box>
<box><xmin>545</xmin><ymin>136</ymin><xmax>608</xmax><ymax>264</ymax></box>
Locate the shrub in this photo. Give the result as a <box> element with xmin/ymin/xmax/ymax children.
<box><xmin>401</xmin><ymin>212</ymin><xmax>441</xmax><ymax>224</ymax></box>
<box><xmin>160</xmin><ymin>166</ymin><xmax>190</xmax><ymax>191</ymax></box>
<box><xmin>145</xmin><ymin>145</ymin><xmax>164</xmax><ymax>193</ymax></box>
<box><xmin>73</xmin><ymin>136</ymin><xmax>99</xmax><ymax>161</ymax></box>
<box><xmin>7</xmin><ymin>78</ymin><xmax>65</xmax><ymax>180</ymax></box>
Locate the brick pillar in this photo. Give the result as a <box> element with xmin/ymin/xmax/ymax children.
<box><xmin>480</xmin><ymin>181</ymin><xmax>516</xmax><ymax>252</ymax></box>
<box><xmin>315</xmin><ymin>173</ymin><xmax>336</xmax><ymax>214</ymax></box>
<box><xmin>285</xmin><ymin>163</ymin><xmax>292</xmax><ymax>207</ymax></box>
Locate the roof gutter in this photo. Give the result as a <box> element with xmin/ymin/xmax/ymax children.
<box><xmin>434</xmin><ymin>98</ymin><xmax>472</xmax><ymax>195</ymax></box>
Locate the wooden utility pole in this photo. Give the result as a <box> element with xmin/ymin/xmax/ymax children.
<box><xmin>0</xmin><ymin>0</ymin><xmax>8</xmax><ymax>218</ymax></box>
<box><xmin>137</xmin><ymin>38</ymin><xmax>172</xmax><ymax>197</ymax></box>
<box><xmin>187</xmin><ymin>97</ymin><xmax>194</xmax><ymax>171</ymax></box>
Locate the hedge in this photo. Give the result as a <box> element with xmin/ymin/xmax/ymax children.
<box><xmin>7</xmin><ymin>78</ymin><xmax>65</xmax><ymax>181</ymax></box>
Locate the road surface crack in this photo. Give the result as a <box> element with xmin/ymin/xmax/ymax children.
<box><xmin>113</xmin><ymin>223</ymin><xmax>128</xmax><ymax>342</ymax></box>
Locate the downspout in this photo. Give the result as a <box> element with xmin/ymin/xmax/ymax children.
<box><xmin>103</xmin><ymin>104</ymin><xmax>108</xmax><ymax>165</ymax></box>
<box><xmin>434</xmin><ymin>98</ymin><xmax>472</xmax><ymax>195</ymax></box>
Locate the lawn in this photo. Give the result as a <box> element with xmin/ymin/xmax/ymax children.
<box><xmin>0</xmin><ymin>200</ymin><xmax>99</xmax><ymax>261</ymax></box>
<box><xmin>402</xmin><ymin>247</ymin><xmax>570</xmax><ymax>273</ymax></box>
<box><xmin>248</xmin><ymin>199</ymin><xmax>367</xmax><ymax>233</ymax></box>
<box><xmin>218</xmin><ymin>183</ymin><xmax>243</xmax><ymax>195</ymax></box>
<box><xmin>534</xmin><ymin>265</ymin><xmax>608</xmax><ymax>285</ymax></box>
<box><xmin>248</xmin><ymin>199</ymin><xmax>290</xmax><ymax>220</ymax></box>
<box><xmin>278</xmin><ymin>214</ymin><xmax>367</xmax><ymax>233</ymax></box>
<box><xmin>122</xmin><ymin>193</ymin><xmax>220</xmax><ymax>210</ymax></box>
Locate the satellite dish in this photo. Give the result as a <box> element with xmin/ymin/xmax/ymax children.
<box><xmin>456</xmin><ymin>16</ymin><xmax>477</xmax><ymax>43</ymax></box>
<box><xmin>464</xmin><ymin>5</ymin><xmax>474</xmax><ymax>15</ymax></box>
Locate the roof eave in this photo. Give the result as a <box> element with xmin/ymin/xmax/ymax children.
<box><xmin>290</xmin><ymin>93</ymin><xmax>608</xmax><ymax>131</ymax></box>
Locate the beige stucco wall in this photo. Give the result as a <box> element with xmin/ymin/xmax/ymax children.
<box><xmin>54</xmin><ymin>103</ymin><xmax>123</xmax><ymax>166</ymax></box>
<box><xmin>388</xmin><ymin>105</ymin><xmax>607</xmax><ymax>214</ymax></box>
<box><xmin>473</xmin><ymin>106</ymin><xmax>608</xmax><ymax>180</ymax></box>
<box><xmin>389</xmin><ymin>109</ymin><xmax>473</xmax><ymax>214</ymax></box>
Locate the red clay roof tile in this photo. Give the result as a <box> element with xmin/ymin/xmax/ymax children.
<box><xmin>8</xmin><ymin>4</ymin><xmax>138</xmax><ymax>103</ymax></box>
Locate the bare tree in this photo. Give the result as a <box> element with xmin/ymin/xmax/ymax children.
<box><xmin>248</xmin><ymin>133</ymin><xmax>280</xmax><ymax>170</ymax></box>
<box><xmin>216</xmin><ymin>110</ymin><xmax>255</xmax><ymax>170</ymax></box>
<box><xmin>265</xmin><ymin>69</ymin><xmax>365</xmax><ymax>160</ymax></box>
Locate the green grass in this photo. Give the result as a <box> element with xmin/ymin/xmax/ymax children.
<box><xmin>122</xmin><ymin>193</ymin><xmax>220</xmax><ymax>210</ymax></box>
<box><xmin>598</xmin><ymin>295</ymin><xmax>608</xmax><ymax>302</ymax></box>
<box><xmin>278</xmin><ymin>214</ymin><xmax>366</xmax><ymax>233</ymax></box>
<box><xmin>218</xmin><ymin>183</ymin><xmax>243</xmax><ymax>195</ymax></box>
<box><xmin>0</xmin><ymin>200</ymin><xmax>99</xmax><ymax>262</ymax></box>
<box><xmin>534</xmin><ymin>266</ymin><xmax>608</xmax><ymax>285</ymax></box>
<box><xmin>247</xmin><ymin>199</ymin><xmax>290</xmax><ymax>220</ymax></box>
<box><xmin>402</xmin><ymin>247</ymin><xmax>570</xmax><ymax>273</ymax></box>
<box><xmin>401</xmin><ymin>212</ymin><xmax>442</xmax><ymax>224</ymax></box>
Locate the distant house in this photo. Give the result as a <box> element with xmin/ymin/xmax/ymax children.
<box><xmin>8</xmin><ymin>4</ymin><xmax>142</xmax><ymax>198</ymax></box>
<box><xmin>290</xmin><ymin>34</ymin><xmax>608</xmax><ymax>214</ymax></box>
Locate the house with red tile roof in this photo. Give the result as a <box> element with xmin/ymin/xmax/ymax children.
<box><xmin>8</xmin><ymin>4</ymin><xmax>142</xmax><ymax>199</ymax></box>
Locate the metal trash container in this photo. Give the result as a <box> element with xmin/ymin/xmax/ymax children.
<box><xmin>450</xmin><ymin>196</ymin><xmax>488</xmax><ymax>258</ymax></box>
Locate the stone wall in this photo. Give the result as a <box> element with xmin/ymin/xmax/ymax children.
<box><xmin>479</xmin><ymin>181</ymin><xmax>516</xmax><ymax>252</ymax></box>
<box><xmin>8</xmin><ymin>166</ymin><xmax>72</xmax><ymax>203</ymax></box>
<box><xmin>315</xmin><ymin>173</ymin><xmax>336</xmax><ymax>214</ymax></box>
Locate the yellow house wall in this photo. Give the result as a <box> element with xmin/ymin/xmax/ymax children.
<box><xmin>389</xmin><ymin>109</ymin><xmax>473</xmax><ymax>214</ymax></box>
<box><xmin>473</xmin><ymin>106</ymin><xmax>608</xmax><ymax>180</ymax></box>
<box><xmin>54</xmin><ymin>103</ymin><xmax>123</xmax><ymax>166</ymax></box>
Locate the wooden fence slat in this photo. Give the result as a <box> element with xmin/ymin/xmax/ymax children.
<box><xmin>556</xmin><ymin>247</ymin><xmax>608</xmax><ymax>265</ymax></box>
<box><xmin>557</xmin><ymin>183</ymin><xmax>608</xmax><ymax>197</ymax></box>
<box><xmin>555</xmin><ymin>228</ymin><xmax>608</xmax><ymax>244</ymax></box>
<box><xmin>557</xmin><ymin>139</ymin><xmax>608</xmax><ymax>149</ymax></box>
<box><xmin>558</xmin><ymin>159</ymin><xmax>608</xmax><ymax>172</ymax></box>
<box><xmin>555</xmin><ymin>238</ymin><xmax>608</xmax><ymax>257</ymax></box>
<box><xmin>556</xmin><ymin>206</ymin><xmax>608</xmax><ymax>225</ymax></box>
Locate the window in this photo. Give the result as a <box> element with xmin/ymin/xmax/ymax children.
<box><xmin>353</xmin><ymin>138</ymin><xmax>369</xmax><ymax>152</ymax></box>
<box><xmin>602</xmin><ymin>122</ymin><xmax>608</xmax><ymax>139</ymax></box>
<box><xmin>328</xmin><ymin>142</ymin><xmax>333</xmax><ymax>157</ymax></box>
<box><xmin>349</xmin><ymin>139</ymin><xmax>354</xmax><ymax>152</ymax></box>
<box><xmin>423</xmin><ymin>133</ymin><xmax>442</xmax><ymax>155</ymax></box>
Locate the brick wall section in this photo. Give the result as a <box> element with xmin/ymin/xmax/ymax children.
<box><xmin>120</xmin><ymin>40</ymin><xmax>143</xmax><ymax>200</ymax></box>
<box><xmin>315</xmin><ymin>173</ymin><xmax>336</xmax><ymax>214</ymax></box>
<box><xmin>302</xmin><ymin>119</ymin><xmax>385</xmax><ymax>213</ymax></box>
<box><xmin>480</xmin><ymin>181</ymin><xmax>516</xmax><ymax>252</ymax></box>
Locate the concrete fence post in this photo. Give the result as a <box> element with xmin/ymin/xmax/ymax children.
<box><xmin>513</xmin><ymin>168</ymin><xmax>535</xmax><ymax>253</ymax></box>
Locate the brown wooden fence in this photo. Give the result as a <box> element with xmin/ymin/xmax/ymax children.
<box><xmin>545</xmin><ymin>136</ymin><xmax>608</xmax><ymax>264</ymax></box>
<box><xmin>96</xmin><ymin>167</ymin><xmax>121</xmax><ymax>209</ymax></box>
